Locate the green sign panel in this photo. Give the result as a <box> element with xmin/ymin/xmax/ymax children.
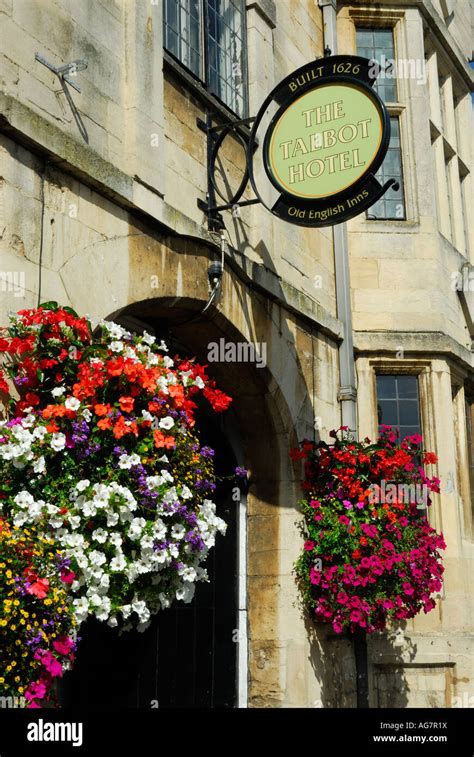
<box><xmin>266</xmin><ymin>83</ymin><xmax>383</xmax><ymax>199</ymax></box>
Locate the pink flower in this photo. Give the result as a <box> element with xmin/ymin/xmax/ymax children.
<box><xmin>53</xmin><ymin>636</ymin><xmax>74</xmax><ymax>656</ymax></box>
<box><xmin>402</xmin><ymin>582</ymin><xmax>415</xmax><ymax>596</ymax></box>
<box><xmin>343</xmin><ymin>500</ymin><xmax>352</xmax><ymax>509</ymax></box>
<box><xmin>350</xmin><ymin>610</ymin><xmax>362</xmax><ymax>622</ymax></box>
<box><xmin>60</xmin><ymin>568</ymin><xmax>76</xmax><ymax>584</ymax></box>
<box><xmin>382</xmin><ymin>599</ymin><xmax>394</xmax><ymax>610</ymax></box>
<box><xmin>332</xmin><ymin>620</ymin><xmax>344</xmax><ymax>634</ymax></box>
<box><xmin>336</xmin><ymin>591</ymin><xmax>349</xmax><ymax>605</ymax></box>
<box><xmin>25</xmin><ymin>680</ymin><xmax>47</xmax><ymax>701</ymax></box>
<box><xmin>338</xmin><ymin>515</ymin><xmax>350</xmax><ymax>526</ymax></box>
<box><xmin>39</xmin><ymin>651</ymin><xmax>63</xmax><ymax>677</ymax></box>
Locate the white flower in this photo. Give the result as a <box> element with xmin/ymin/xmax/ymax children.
<box><xmin>89</xmin><ymin>593</ymin><xmax>102</xmax><ymax>607</ymax></box>
<box><xmin>76</xmin><ymin>479</ymin><xmax>90</xmax><ymax>492</ymax></box>
<box><xmin>94</xmin><ymin>597</ymin><xmax>111</xmax><ymax>621</ymax></box>
<box><xmin>128</xmin><ymin>517</ymin><xmax>146</xmax><ymax>540</ymax></box>
<box><xmin>171</xmin><ymin>523</ymin><xmax>186</xmax><ymax>540</ymax></box>
<box><xmin>92</xmin><ymin>528</ymin><xmax>108</xmax><ymax>544</ymax></box>
<box><xmin>156</xmin><ymin>376</ymin><xmax>169</xmax><ymax>394</ymax></box>
<box><xmin>65</xmin><ymin>396</ymin><xmax>81</xmax><ymax>411</ymax></box>
<box><xmin>110</xmin><ymin>553</ymin><xmax>126</xmax><ymax>571</ymax></box>
<box><xmin>153</xmin><ymin>520</ymin><xmax>167</xmax><ymax>540</ymax></box>
<box><xmin>142</xmin><ymin>331</ymin><xmax>155</xmax><ymax>346</ymax></box>
<box><xmin>13</xmin><ymin>511</ymin><xmax>28</xmax><ymax>527</ymax></box>
<box><xmin>108</xmin><ymin>532</ymin><xmax>122</xmax><ymax>548</ymax></box>
<box><xmin>159</xmin><ymin>416</ymin><xmax>174</xmax><ymax>430</ymax></box>
<box><xmin>14</xmin><ymin>491</ymin><xmax>34</xmax><ymax>508</ymax></box>
<box><xmin>89</xmin><ymin>550</ymin><xmax>107</xmax><ymax>567</ymax></box>
<box><xmin>158</xmin><ymin>593</ymin><xmax>172</xmax><ymax>609</ymax></box>
<box><xmin>121</xmin><ymin>604</ymin><xmax>132</xmax><ymax>619</ymax></box>
<box><xmin>81</xmin><ymin>408</ymin><xmax>92</xmax><ymax>422</ymax></box>
<box><xmin>194</xmin><ymin>375</ymin><xmax>205</xmax><ymax>389</ymax></box>
<box><xmin>33</xmin><ymin>456</ymin><xmax>46</xmax><ymax>474</ymax></box>
<box><xmin>73</xmin><ymin>597</ymin><xmax>90</xmax><ymax>622</ymax></box>
<box><xmin>131</xmin><ymin>599</ymin><xmax>150</xmax><ymax>623</ymax></box>
<box><xmin>159</xmin><ymin>340</ymin><xmax>169</xmax><ymax>352</ymax></box>
<box><xmin>106</xmin><ymin>512</ymin><xmax>119</xmax><ymax>527</ymax></box>
<box><xmin>51</xmin><ymin>387</ymin><xmax>66</xmax><ymax>397</ymax></box>
<box><xmin>98</xmin><ymin>574</ymin><xmax>110</xmax><ymax>593</ymax></box>
<box><xmin>51</xmin><ymin>432</ymin><xmax>66</xmax><ymax>451</ymax></box>
<box><xmin>180</xmin><ymin>485</ymin><xmax>192</xmax><ymax>500</ymax></box>
<box><xmin>176</xmin><ymin>584</ymin><xmax>195</xmax><ymax>603</ymax></box>
<box><xmin>141</xmin><ymin>410</ymin><xmax>153</xmax><ymax>422</ymax></box>
<box><xmin>180</xmin><ymin>566</ymin><xmax>197</xmax><ymax>582</ymax></box>
<box><xmin>109</xmin><ymin>340</ymin><xmax>124</xmax><ymax>353</ymax></box>
<box><xmin>33</xmin><ymin>426</ymin><xmax>48</xmax><ymax>440</ymax></box>
<box><xmin>118</xmin><ymin>453</ymin><xmax>141</xmax><ymax>470</ymax></box>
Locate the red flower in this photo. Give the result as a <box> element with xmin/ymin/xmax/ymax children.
<box><xmin>118</xmin><ymin>396</ymin><xmax>134</xmax><ymax>413</ymax></box>
<box><xmin>27</xmin><ymin>577</ymin><xmax>49</xmax><ymax>599</ymax></box>
<box><xmin>153</xmin><ymin>430</ymin><xmax>176</xmax><ymax>449</ymax></box>
<box><xmin>94</xmin><ymin>403</ymin><xmax>111</xmax><ymax>417</ymax></box>
<box><xmin>0</xmin><ymin>370</ymin><xmax>9</xmax><ymax>394</ymax></box>
<box><xmin>106</xmin><ymin>358</ymin><xmax>124</xmax><ymax>377</ymax></box>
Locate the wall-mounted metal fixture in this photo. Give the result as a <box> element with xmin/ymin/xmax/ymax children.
<box><xmin>35</xmin><ymin>54</ymin><xmax>88</xmax><ymax>93</ymax></box>
<box><xmin>197</xmin><ymin>112</ymin><xmax>260</xmax><ymax>231</ymax></box>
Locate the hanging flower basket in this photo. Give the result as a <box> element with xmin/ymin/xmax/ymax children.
<box><xmin>0</xmin><ymin>518</ymin><xmax>77</xmax><ymax>707</ymax></box>
<box><xmin>291</xmin><ymin>427</ymin><xmax>446</xmax><ymax>635</ymax></box>
<box><xmin>0</xmin><ymin>304</ymin><xmax>233</xmax><ymax>703</ymax></box>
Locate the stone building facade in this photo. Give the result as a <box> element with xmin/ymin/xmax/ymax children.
<box><xmin>0</xmin><ymin>0</ymin><xmax>472</xmax><ymax>707</ymax></box>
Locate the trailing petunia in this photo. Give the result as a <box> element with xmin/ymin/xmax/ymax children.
<box><xmin>292</xmin><ymin>427</ymin><xmax>445</xmax><ymax>635</ymax></box>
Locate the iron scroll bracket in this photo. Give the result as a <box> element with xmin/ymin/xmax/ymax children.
<box><xmin>197</xmin><ymin>112</ymin><xmax>261</xmax><ymax>231</ymax></box>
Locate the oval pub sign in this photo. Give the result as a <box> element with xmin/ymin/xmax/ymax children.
<box><xmin>248</xmin><ymin>56</ymin><xmax>395</xmax><ymax>227</ymax></box>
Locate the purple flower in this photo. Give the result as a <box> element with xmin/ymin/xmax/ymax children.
<box><xmin>200</xmin><ymin>446</ymin><xmax>215</xmax><ymax>458</ymax></box>
<box><xmin>235</xmin><ymin>466</ymin><xmax>248</xmax><ymax>478</ymax></box>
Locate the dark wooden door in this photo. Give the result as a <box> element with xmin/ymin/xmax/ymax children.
<box><xmin>61</xmin><ymin>410</ymin><xmax>238</xmax><ymax>709</ymax></box>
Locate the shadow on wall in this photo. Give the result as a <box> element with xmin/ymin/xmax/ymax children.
<box><xmin>305</xmin><ymin>615</ymin><xmax>417</xmax><ymax>708</ymax></box>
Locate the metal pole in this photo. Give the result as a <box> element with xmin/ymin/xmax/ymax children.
<box><xmin>318</xmin><ymin>0</ymin><xmax>358</xmax><ymax>440</ymax></box>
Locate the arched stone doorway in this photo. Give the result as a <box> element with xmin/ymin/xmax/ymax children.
<box><xmin>61</xmin><ymin>393</ymin><xmax>240</xmax><ymax>709</ymax></box>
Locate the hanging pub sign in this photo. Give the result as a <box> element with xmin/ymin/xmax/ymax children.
<box><xmin>198</xmin><ymin>56</ymin><xmax>399</xmax><ymax>228</ymax></box>
<box><xmin>247</xmin><ymin>55</ymin><xmax>398</xmax><ymax>227</ymax></box>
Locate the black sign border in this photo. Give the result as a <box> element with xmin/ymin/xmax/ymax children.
<box><xmin>247</xmin><ymin>56</ymin><xmax>392</xmax><ymax>227</ymax></box>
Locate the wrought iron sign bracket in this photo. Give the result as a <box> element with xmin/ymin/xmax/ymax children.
<box><xmin>197</xmin><ymin>112</ymin><xmax>261</xmax><ymax>231</ymax></box>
